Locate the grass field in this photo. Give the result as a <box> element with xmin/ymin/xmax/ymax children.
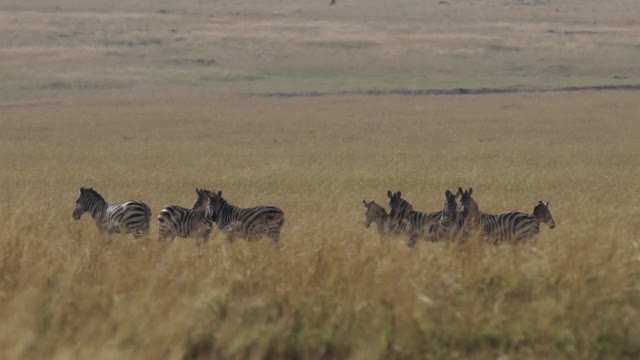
<box><xmin>1</xmin><ymin>0</ymin><xmax>640</xmax><ymax>359</ymax></box>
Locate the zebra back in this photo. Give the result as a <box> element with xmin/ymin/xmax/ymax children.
<box><xmin>73</xmin><ymin>187</ymin><xmax>151</xmax><ymax>238</ymax></box>
<box><xmin>387</xmin><ymin>190</ymin><xmax>441</xmax><ymax>235</ymax></box>
<box><xmin>207</xmin><ymin>191</ymin><xmax>284</xmax><ymax>242</ymax></box>
<box><xmin>458</xmin><ymin>187</ymin><xmax>553</xmax><ymax>244</ymax></box>
<box><xmin>157</xmin><ymin>188</ymin><xmax>215</xmax><ymax>242</ymax></box>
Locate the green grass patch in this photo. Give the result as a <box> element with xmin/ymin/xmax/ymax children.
<box><xmin>305</xmin><ymin>40</ymin><xmax>378</xmax><ymax>50</ymax></box>
<box><xmin>200</xmin><ymin>73</ymin><xmax>265</xmax><ymax>82</ymax></box>
<box><xmin>101</xmin><ymin>39</ymin><xmax>162</xmax><ymax>47</ymax></box>
<box><xmin>41</xmin><ymin>80</ymin><xmax>124</xmax><ymax>90</ymax></box>
<box><xmin>487</xmin><ymin>44</ymin><xmax>522</xmax><ymax>52</ymax></box>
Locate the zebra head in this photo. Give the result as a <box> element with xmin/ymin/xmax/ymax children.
<box><xmin>458</xmin><ymin>187</ymin><xmax>479</xmax><ymax>220</ymax></box>
<box><xmin>533</xmin><ymin>201</ymin><xmax>556</xmax><ymax>229</ymax></box>
<box><xmin>205</xmin><ymin>190</ymin><xmax>225</xmax><ymax>218</ymax></box>
<box><xmin>387</xmin><ymin>191</ymin><xmax>413</xmax><ymax>221</ymax></box>
<box><xmin>443</xmin><ymin>190</ymin><xmax>459</xmax><ymax>217</ymax></box>
<box><xmin>363</xmin><ymin>200</ymin><xmax>387</xmax><ymax>228</ymax></box>
<box><xmin>73</xmin><ymin>187</ymin><xmax>102</xmax><ymax>220</ymax></box>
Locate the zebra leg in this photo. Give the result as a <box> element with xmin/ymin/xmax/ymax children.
<box><xmin>407</xmin><ymin>233</ymin><xmax>418</xmax><ymax>248</ymax></box>
<box><xmin>269</xmin><ymin>230</ymin><xmax>280</xmax><ymax>243</ymax></box>
<box><xmin>199</xmin><ymin>229</ymin><xmax>212</xmax><ymax>246</ymax></box>
<box><xmin>100</xmin><ymin>231</ymin><xmax>111</xmax><ymax>243</ymax></box>
<box><xmin>131</xmin><ymin>224</ymin><xmax>148</xmax><ymax>239</ymax></box>
<box><xmin>158</xmin><ymin>227</ymin><xmax>175</xmax><ymax>241</ymax></box>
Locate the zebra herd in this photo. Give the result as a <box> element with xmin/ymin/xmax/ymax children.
<box><xmin>72</xmin><ymin>186</ymin><xmax>555</xmax><ymax>247</ymax></box>
<box><xmin>363</xmin><ymin>188</ymin><xmax>556</xmax><ymax>247</ymax></box>
<box><xmin>72</xmin><ymin>187</ymin><xmax>285</xmax><ymax>244</ymax></box>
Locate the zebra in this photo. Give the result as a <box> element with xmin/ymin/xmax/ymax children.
<box><xmin>205</xmin><ymin>190</ymin><xmax>285</xmax><ymax>243</ymax></box>
<box><xmin>427</xmin><ymin>189</ymin><xmax>465</xmax><ymax>242</ymax></box>
<box><xmin>387</xmin><ymin>190</ymin><xmax>443</xmax><ymax>247</ymax></box>
<box><xmin>458</xmin><ymin>187</ymin><xmax>556</xmax><ymax>244</ymax></box>
<box><xmin>363</xmin><ymin>200</ymin><xmax>390</xmax><ymax>234</ymax></box>
<box><xmin>72</xmin><ymin>187</ymin><xmax>151</xmax><ymax>239</ymax></box>
<box><xmin>157</xmin><ymin>188</ymin><xmax>216</xmax><ymax>244</ymax></box>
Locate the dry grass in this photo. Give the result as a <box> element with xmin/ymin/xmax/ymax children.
<box><xmin>1</xmin><ymin>0</ymin><xmax>640</xmax><ymax>358</ymax></box>
<box><xmin>1</xmin><ymin>93</ymin><xmax>639</xmax><ymax>358</ymax></box>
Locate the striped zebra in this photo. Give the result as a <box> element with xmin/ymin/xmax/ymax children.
<box><xmin>458</xmin><ymin>187</ymin><xmax>556</xmax><ymax>244</ymax></box>
<box><xmin>363</xmin><ymin>200</ymin><xmax>390</xmax><ymax>234</ymax></box>
<box><xmin>205</xmin><ymin>191</ymin><xmax>285</xmax><ymax>243</ymax></box>
<box><xmin>427</xmin><ymin>189</ymin><xmax>465</xmax><ymax>242</ymax></box>
<box><xmin>72</xmin><ymin>187</ymin><xmax>151</xmax><ymax>238</ymax></box>
<box><xmin>387</xmin><ymin>191</ymin><xmax>442</xmax><ymax>247</ymax></box>
<box><xmin>157</xmin><ymin>188</ymin><xmax>216</xmax><ymax>244</ymax></box>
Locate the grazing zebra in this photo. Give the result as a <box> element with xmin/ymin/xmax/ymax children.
<box><xmin>387</xmin><ymin>191</ymin><xmax>442</xmax><ymax>247</ymax></box>
<box><xmin>205</xmin><ymin>191</ymin><xmax>285</xmax><ymax>243</ymax></box>
<box><xmin>458</xmin><ymin>187</ymin><xmax>556</xmax><ymax>244</ymax></box>
<box><xmin>72</xmin><ymin>187</ymin><xmax>151</xmax><ymax>238</ymax></box>
<box><xmin>157</xmin><ymin>188</ymin><xmax>216</xmax><ymax>244</ymax></box>
<box><xmin>427</xmin><ymin>189</ymin><xmax>465</xmax><ymax>242</ymax></box>
<box><xmin>363</xmin><ymin>200</ymin><xmax>390</xmax><ymax>234</ymax></box>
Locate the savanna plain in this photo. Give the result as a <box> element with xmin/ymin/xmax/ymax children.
<box><xmin>1</xmin><ymin>0</ymin><xmax>640</xmax><ymax>359</ymax></box>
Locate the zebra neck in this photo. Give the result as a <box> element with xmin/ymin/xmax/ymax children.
<box><xmin>533</xmin><ymin>215</ymin><xmax>543</xmax><ymax>226</ymax></box>
<box><xmin>467</xmin><ymin>212</ymin><xmax>486</xmax><ymax>226</ymax></box>
<box><xmin>89</xmin><ymin>200</ymin><xmax>109</xmax><ymax>221</ymax></box>
<box><xmin>218</xmin><ymin>201</ymin><xmax>240</xmax><ymax>225</ymax></box>
<box><xmin>192</xmin><ymin>197</ymin><xmax>208</xmax><ymax>210</ymax></box>
<box><xmin>441</xmin><ymin>215</ymin><xmax>454</xmax><ymax>227</ymax></box>
<box><xmin>440</xmin><ymin>203</ymin><xmax>456</xmax><ymax>225</ymax></box>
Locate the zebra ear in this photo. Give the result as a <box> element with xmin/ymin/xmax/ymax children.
<box><xmin>387</xmin><ymin>191</ymin><xmax>392</xmax><ymax>199</ymax></box>
<box><xmin>457</xmin><ymin>187</ymin><xmax>464</xmax><ymax>196</ymax></box>
<box><xmin>546</xmin><ymin>202</ymin><xmax>549</xmax><ymax>206</ymax></box>
<box><xmin>363</xmin><ymin>200</ymin><xmax>368</xmax><ymax>207</ymax></box>
<box><xmin>218</xmin><ymin>191</ymin><xmax>222</xmax><ymax>197</ymax></box>
<box><xmin>80</xmin><ymin>187</ymin><xmax>85</xmax><ymax>192</ymax></box>
<box><xmin>468</xmin><ymin>188</ymin><xmax>473</xmax><ymax>195</ymax></box>
<box><xmin>397</xmin><ymin>191</ymin><xmax>402</xmax><ymax>198</ymax></box>
<box><xmin>539</xmin><ymin>200</ymin><xmax>543</xmax><ymax>204</ymax></box>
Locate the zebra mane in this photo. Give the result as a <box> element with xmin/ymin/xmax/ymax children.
<box><xmin>217</xmin><ymin>195</ymin><xmax>231</xmax><ymax>208</ymax></box>
<box><xmin>81</xmin><ymin>187</ymin><xmax>105</xmax><ymax>202</ymax></box>
<box><xmin>192</xmin><ymin>188</ymin><xmax>211</xmax><ymax>209</ymax></box>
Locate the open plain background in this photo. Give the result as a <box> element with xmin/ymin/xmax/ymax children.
<box><xmin>1</xmin><ymin>0</ymin><xmax>640</xmax><ymax>358</ymax></box>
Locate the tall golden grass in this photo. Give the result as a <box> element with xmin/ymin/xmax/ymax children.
<box><xmin>1</xmin><ymin>93</ymin><xmax>639</xmax><ymax>358</ymax></box>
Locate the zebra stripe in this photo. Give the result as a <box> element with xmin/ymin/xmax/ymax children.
<box><xmin>206</xmin><ymin>191</ymin><xmax>284</xmax><ymax>243</ymax></box>
<box><xmin>427</xmin><ymin>190</ymin><xmax>464</xmax><ymax>242</ymax></box>
<box><xmin>458</xmin><ymin>187</ymin><xmax>556</xmax><ymax>244</ymax></box>
<box><xmin>72</xmin><ymin>187</ymin><xmax>151</xmax><ymax>238</ymax></box>
<box><xmin>157</xmin><ymin>188</ymin><xmax>216</xmax><ymax>244</ymax></box>
<box><xmin>363</xmin><ymin>200</ymin><xmax>389</xmax><ymax>234</ymax></box>
<box><xmin>387</xmin><ymin>190</ymin><xmax>442</xmax><ymax>247</ymax></box>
